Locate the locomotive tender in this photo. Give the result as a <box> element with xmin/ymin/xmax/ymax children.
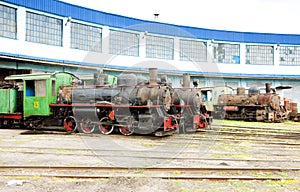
<box><xmin>0</xmin><ymin>68</ymin><xmax>211</xmax><ymax>136</ymax></box>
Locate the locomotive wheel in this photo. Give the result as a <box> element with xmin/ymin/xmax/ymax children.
<box><xmin>79</xmin><ymin>118</ymin><xmax>95</xmax><ymax>134</ymax></box>
<box><xmin>63</xmin><ymin>116</ymin><xmax>77</xmax><ymax>133</ymax></box>
<box><xmin>119</xmin><ymin>126</ymin><xmax>134</xmax><ymax>136</ymax></box>
<box><xmin>99</xmin><ymin>117</ymin><xmax>114</xmax><ymax>135</ymax></box>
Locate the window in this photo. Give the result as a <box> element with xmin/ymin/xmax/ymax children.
<box><xmin>109</xmin><ymin>30</ymin><xmax>139</xmax><ymax>56</ymax></box>
<box><xmin>146</xmin><ymin>35</ymin><xmax>174</xmax><ymax>60</ymax></box>
<box><xmin>225</xmin><ymin>82</ymin><xmax>239</xmax><ymax>88</ymax></box>
<box><xmin>246</xmin><ymin>81</ymin><xmax>265</xmax><ymax>88</ymax></box>
<box><xmin>35</xmin><ymin>80</ymin><xmax>46</xmax><ymax>96</ymax></box>
<box><xmin>26</xmin><ymin>80</ymin><xmax>47</xmax><ymax>97</ymax></box>
<box><xmin>26</xmin><ymin>80</ymin><xmax>35</xmax><ymax>96</ymax></box>
<box><xmin>245</xmin><ymin>45</ymin><xmax>274</xmax><ymax>65</ymax></box>
<box><xmin>213</xmin><ymin>81</ymin><xmax>227</xmax><ymax>86</ymax></box>
<box><xmin>180</xmin><ymin>39</ymin><xmax>207</xmax><ymax>62</ymax></box>
<box><xmin>279</xmin><ymin>46</ymin><xmax>300</xmax><ymax>66</ymax></box>
<box><xmin>0</xmin><ymin>4</ymin><xmax>16</xmax><ymax>39</ymax></box>
<box><xmin>51</xmin><ymin>80</ymin><xmax>56</xmax><ymax>97</ymax></box>
<box><xmin>71</xmin><ymin>22</ymin><xmax>102</xmax><ymax>52</ymax></box>
<box><xmin>213</xmin><ymin>43</ymin><xmax>240</xmax><ymax>64</ymax></box>
<box><xmin>26</xmin><ymin>12</ymin><xmax>62</xmax><ymax>46</ymax></box>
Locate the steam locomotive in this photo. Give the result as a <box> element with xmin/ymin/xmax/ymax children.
<box><xmin>0</xmin><ymin>68</ymin><xmax>210</xmax><ymax>136</ymax></box>
<box><xmin>57</xmin><ymin>68</ymin><xmax>179</xmax><ymax>136</ymax></box>
<box><xmin>173</xmin><ymin>74</ymin><xmax>211</xmax><ymax>133</ymax></box>
<box><xmin>214</xmin><ymin>83</ymin><xmax>288</xmax><ymax>122</ymax></box>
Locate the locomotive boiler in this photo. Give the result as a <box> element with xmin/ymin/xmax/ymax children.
<box><xmin>214</xmin><ymin>83</ymin><xmax>288</xmax><ymax>122</ymax></box>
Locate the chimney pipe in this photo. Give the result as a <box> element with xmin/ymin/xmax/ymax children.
<box><xmin>183</xmin><ymin>74</ymin><xmax>190</xmax><ymax>88</ymax></box>
<box><xmin>265</xmin><ymin>83</ymin><xmax>271</xmax><ymax>94</ymax></box>
<box><xmin>149</xmin><ymin>68</ymin><xmax>158</xmax><ymax>85</ymax></box>
<box><xmin>237</xmin><ymin>87</ymin><xmax>245</xmax><ymax>95</ymax></box>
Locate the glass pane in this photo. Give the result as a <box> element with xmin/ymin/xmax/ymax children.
<box><xmin>35</xmin><ymin>80</ymin><xmax>47</xmax><ymax>97</ymax></box>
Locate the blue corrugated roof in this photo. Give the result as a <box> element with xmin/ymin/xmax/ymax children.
<box><xmin>3</xmin><ymin>0</ymin><xmax>300</xmax><ymax>44</ymax></box>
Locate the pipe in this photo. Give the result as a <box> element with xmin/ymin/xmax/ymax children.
<box><xmin>183</xmin><ymin>74</ymin><xmax>190</xmax><ymax>88</ymax></box>
<box><xmin>236</xmin><ymin>87</ymin><xmax>245</xmax><ymax>95</ymax></box>
<box><xmin>149</xmin><ymin>68</ymin><xmax>158</xmax><ymax>85</ymax></box>
<box><xmin>265</xmin><ymin>83</ymin><xmax>271</xmax><ymax>94</ymax></box>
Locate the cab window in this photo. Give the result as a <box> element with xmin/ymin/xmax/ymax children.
<box><xmin>52</xmin><ymin>80</ymin><xmax>56</xmax><ymax>96</ymax></box>
<box><xmin>26</xmin><ymin>80</ymin><xmax>46</xmax><ymax>97</ymax></box>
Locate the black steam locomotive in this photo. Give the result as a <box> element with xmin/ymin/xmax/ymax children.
<box><xmin>56</xmin><ymin>69</ymin><xmax>211</xmax><ymax>135</ymax></box>
<box><xmin>57</xmin><ymin>68</ymin><xmax>179</xmax><ymax>136</ymax></box>
<box><xmin>173</xmin><ymin>74</ymin><xmax>211</xmax><ymax>133</ymax></box>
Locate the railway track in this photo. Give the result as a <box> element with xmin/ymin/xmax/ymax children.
<box><xmin>202</xmin><ymin>127</ymin><xmax>300</xmax><ymax>139</ymax></box>
<box><xmin>1</xmin><ymin>121</ymin><xmax>299</xmax><ymax>186</ymax></box>
<box><xmin>1</xmin><ymin>146</ymin><xmax>299</xmax><ymax>171</ymax></box>
<box><xmin>18</xmin><ymin>122</ymin><xmax>300</xmax><ymax>140</ymax></box>
<box><xmin>1</xmin><ymin>166</ymin><xmax>299</xmax><ymax>181</ymax></box>
<box><xmin>1</xmin><ymin>122</ymin><xmax>299</xmax><ymax>167</ymax></box>
<box><xmin>0</xmin><ymin>145</ymin><xmax>299</xmax><ymax>160</ymax></box>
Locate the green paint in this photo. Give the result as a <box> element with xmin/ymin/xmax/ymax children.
<box><xmin>0</xmin><ymin>89</ymin><xmax>17</xmax><ymax>113</ymax></box>
<box><xmin>5</xmin><ymin>72</ymin><xmax>77</xmax><ymax>117</ymax></box>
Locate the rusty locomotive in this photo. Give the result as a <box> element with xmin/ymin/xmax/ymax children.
<box><xmin>213</xmin><ymin>83</ymin><xmax>288</xmax><ymax>122</ymax></box>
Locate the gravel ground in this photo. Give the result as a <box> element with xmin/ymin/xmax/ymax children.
<box><xmin>0</xmin><ymin>120</ymin><xmax>299</xmax><ymax>191</ymax></box>
<box><xmin>1</xmin><ymin>176</ymin><xmax>300</xmax><ymax>192</ymax></box>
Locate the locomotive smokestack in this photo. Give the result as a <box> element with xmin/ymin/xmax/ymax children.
<box><xmin>237</xmin><ymin>87</ymin><xmax>245</xmax><ymax>95</ymax></box>
<box><xmin>265</xmin><ymin>83</ymin><xmax>271</xmax><ymax>94</ymax></box>
<box><xmin>93</xmin><ymin>72</ymin><xmax>101</xmax><ymax>85</ymax></box>
<box><xmin>183</xmin><ymin>74</ymin><xmax>190</xmax><ymax>88</ymax></box>
<box><xmin>149</xmin><ymin>68</ymin><xmax>158</xmax><ymax>85</ymax></box>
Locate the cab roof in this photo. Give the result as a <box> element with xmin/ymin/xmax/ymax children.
<box><xmin>5</xmin><ymin>72</ymin><xmax>77</xmax><ymax>81</ymax></box>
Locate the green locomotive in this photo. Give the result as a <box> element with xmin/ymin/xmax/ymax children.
<box><xmin>0</xmin><ymin>72</ymin><xmax>78</xmax><ymax>128</ymax></box>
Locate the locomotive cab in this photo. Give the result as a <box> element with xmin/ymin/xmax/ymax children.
<box><xmin>5</xmin><ymin>72</ymin><xmax>77</xmax><ymax>118</ymax></box>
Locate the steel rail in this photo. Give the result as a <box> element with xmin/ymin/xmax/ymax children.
<box><xmin>212</xmin><ymin>123</ymin><xmax>300</xmax><ymax>132</ymax></box>
<box><xmin>1</xmin><ymin>148</ymin><xmax>299</xmax><ymax>163</ymax></box>
<box><xmin>196</xmin><ymin>129</ymin><xmax>300</xmax><ymax>139</ymax></box>
<box><xmin>1</xmin><ymin>166</ymin><xmax>299</xmax><ymax>181</ymax></box>
<box><xmin>1</xmin><ymin>165</ymin><xmax>300</xmax><ymax>171</ymax></box>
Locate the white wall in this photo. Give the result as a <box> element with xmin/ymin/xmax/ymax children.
<box><xmin>0</xmin><ymin>3</ymin><xmax>300</xmax><ymax>78</ymax></box>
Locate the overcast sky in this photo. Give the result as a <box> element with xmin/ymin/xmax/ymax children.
<box><xmin>61</xmin><ymin>0</ymin><xmax>299</xmax><ymax>34</ymax></box>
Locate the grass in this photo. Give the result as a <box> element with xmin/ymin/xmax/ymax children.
<box><xmin>266</xmin><ymin>179</ymin><xmax>300</xmax><ymax>186</ymax></box>
<box><xmin>14</xmin><ymin>140</ymin><xmax>30</xmax><ymax>145</ymax></box>
<box><xmin>55</xmin><ymin>148</ymin><xmax>74</xmax><ymax>155</ymax></box>
<box><xmin>28</xmin><ymin>159</ymin><xmax>38</xmax><ymax>164</ymax></box>
<box><xmin>49</xmin><ymin>177</ymin><xmax>108</xmax><ymax>183</ymax></box>
<box><xmin>5</xmin><ymin>175</ymin><xmax>41</xmax><ymax>181</ymax></box>
<box><xmin>142</xmin><ymin>143</ymin><xmax>156</xmax><ymax>147</ymax></box>
<box><xmin>0</xmin><ymin>161</ymin><xmax>7</xmax><ymax>165</ymax></box>
<box><xmin>173</xmin><ymin>170</ymin><xmax>182</xmax><ymax>175</ymax></box>
<box><xmin>135</xmin><ymin>169</ymin><xmax>145</xmax><ymax>174</ymax></box>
